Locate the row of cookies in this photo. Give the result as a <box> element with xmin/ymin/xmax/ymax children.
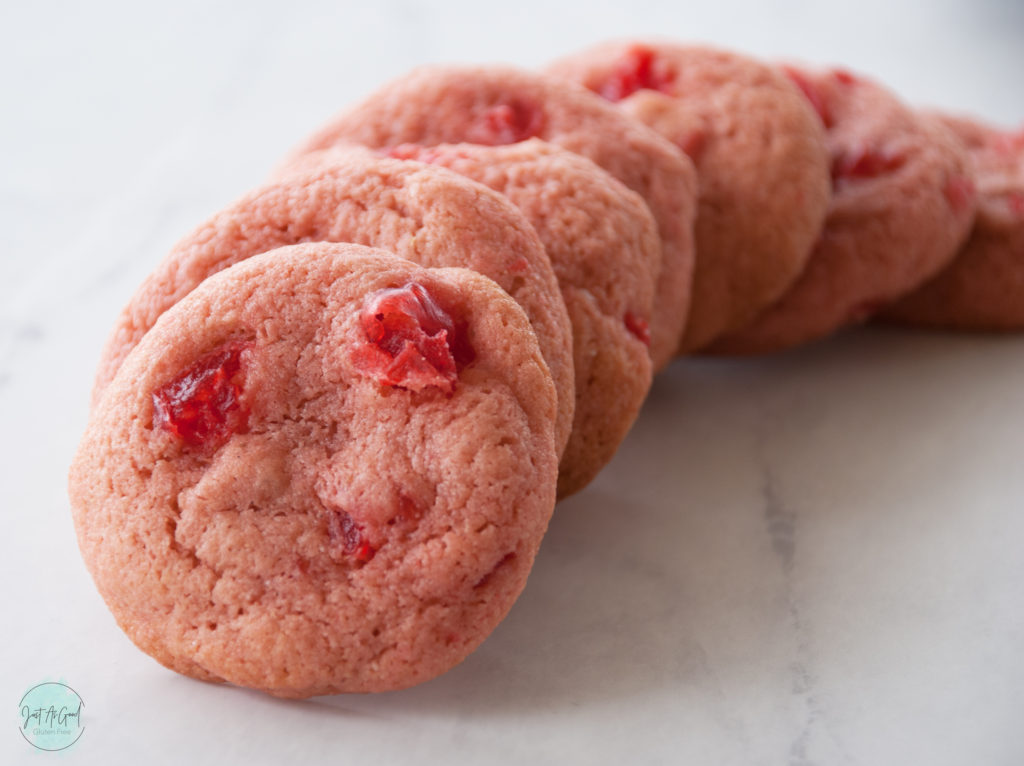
<box><xmin>70</xmin><ymin>40</ymin><xmax>1021</xmax><ymax>698</ymax></box>
<box><xmin>548</xmin><ymin>42</ymin><xmax>1023</xmax><ymax>344</ymax></box>
<box><xmin>293</xmin><ymin>42</ymin><xmax>1021</xmax><ymax>355</ymax></box>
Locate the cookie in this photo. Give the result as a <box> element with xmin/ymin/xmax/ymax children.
<box><xmin>712</xmin><ymin>67</ymin><xmax>976</xmax><ymax>354</ymax></box>
<box><xmin>882</xmin><ymin>115</ymin><xmax>1024</xmax><ymax>330</ymax></box>
<box><xmin>377</xmin><ymin>140</ymin><xmax>659</xmax><ymax>497</ymax></box>
<box><xmin>547</xmin><ymin>41</ymin><xmax>832</xmax><ymax>351</ymax></box>
<box><xmin>70</xmin><ymin>242</ymin><xmax>559</xmax><ymax>697</ymax></box>
<box><xmin>93</xmin><ymin>148</ymin><xmax>575</xmax><ymax>457</ymax></box>
<box><xmin>283</xmin><ymin>65</ymin><xmax>698</xmax><ymax>370</ymax></box>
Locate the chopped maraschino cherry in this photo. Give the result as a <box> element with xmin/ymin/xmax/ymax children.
<box><xmin>624</xmin><ymin>312</ymin><xmax>651</xmax><ymax>346</ymax></box>
<box><xmin>831</xmin><ymin>144</ymin><xmax>906</xmax><ymax>183</ymax></box>
<box><xmin>465</xmin><ymin>100</ymin><xmax>544</xmax><ymax>145</ymax></box>
<box><xmin>328</xmin><ymin>510</ymin><xmax>377</xmax><ymax>563</ymax></box>
<box><xmin>152</xmin><ymin>341</ymin><xmax>252</xmax><ymax>447</ymax></box>
<box><xmin>597</xmin><ymin>45</ymin><xmax>672</xmax><ymax>102</ymax></box>
<box><xmin>832</xmin><ymin>69</ymin><xmax>860</xmax><ymax>86</ymax></box>
<box><xmin>351</xmin><ymin>282</ymin><xmax>472</xmax><ymax>393</ymax></box>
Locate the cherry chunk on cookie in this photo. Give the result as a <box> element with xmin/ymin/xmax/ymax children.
<box><xmin>151</xmin><ymin>341</ymin><xmax>253</xmax><ymax>448</ymax></box>
<box><xmin>70</xmin><ymin>242</ymin><xmax>559</xmax><ymax>698</ymax></box>
<box><xmin>352</xmin><ymin>282</ymin><xmax>473</xmax><ymax>393</ymax></box>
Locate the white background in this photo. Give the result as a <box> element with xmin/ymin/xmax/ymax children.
<box><xmin>2</xmin><ymin>1</ymin><xmax>1023</xmax><ymax>763</ymax></box>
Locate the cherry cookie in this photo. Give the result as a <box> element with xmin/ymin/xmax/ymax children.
<box><xmin>712</xmin><ymin>67</ymin><xmax>977</xmax><ymax>354</ymax></box>
<box><xmin>283</xmin><ymin>65</ymin><xmax>698</xmax><ymax>370</ymax></box>
<box><xmin>331</xmin><ymin>140</ymin><xmax>659</xmax><ymax>497</ymax></box>
<box><xmin>548</xmin><ymin>41</ymin><xmax>832</xmax><ymax>351</ymax></box>
<box><xmin>70</xmin><ymin>242</ymin><xmax>559</xmax><ymax>697</ymax></box>
<box><xmin>884</xmin><ymin>115</ymin><xmax>1024</xmax><ymax>330</ymax></box>
<box><xmin>93</xmin><ymin>149</ymin><xmax>574</xmax><ymax>458</ymax></box>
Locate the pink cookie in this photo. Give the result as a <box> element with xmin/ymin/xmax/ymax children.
<box><xmin>93</xmin><ymin>149</ymin><xmax>575</xmax><ymax>457</ymax></box>
<box><xmin>70</xmin><ymin>242</ymin><xmax>559</xmax><ymax>697</ymax></box>
<box><xmin>283</xmin><ymin>65</ymin><xmax>698</xmax><ymax>370</ymax></box>
<box><xmin>548</xmin><ymin>41</ymin><xmax>832</xmax><ymax>351</ymax></box>
<box><xmin>712</xmin><ymin>67</ymin><xmax>976</xmax><ymax>354</ymax></box>
<box><xmin>883</xmin><ymin>115</ymin><xmax>1024</xmax><ymax>330</ymax></box>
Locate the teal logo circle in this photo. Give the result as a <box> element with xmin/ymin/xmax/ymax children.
<box><xmin>18</xmin><ymin>682</ymin><xmax>85</xmax><ymax>751</ymax></box>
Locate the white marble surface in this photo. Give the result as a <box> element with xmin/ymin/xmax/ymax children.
<box><xmin>2</xmin><ymin>1</ymin><xmax>1023</xmax><ymax>763</ymax></box>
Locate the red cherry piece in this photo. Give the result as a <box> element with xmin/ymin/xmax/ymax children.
<box><xmin>152</xmin><ymin>341</ymin><xmax>252</xmax><ymax>448</ymax></box>
<box><xmin>624</xmin><ymin>312</ymin><xmax>651</xmax><ymax>346</ymax></box>
<box><xmin>351</xmin><ymin>282</ymin><xmax>473</xmax><ymax>393</ymax></box>
<box><xmin>782</xmin><ymin>67</ymin><xmax>832</xmax><ymax>128</ymax></box>
<box><xmin>465</xmin><ymin>101</ymin><xmax>544</xmax><ymax>146</ymax></box>
<box><xmin>597</xmin><ymin>45</ymin><xmax>672</xmax><ymax>102</ymax></box>
<box><xmin>353</xmin><ymin>541</ymin><xmax>377</xmax><ymax>563</ymax></box>
<box><xmin>831</xmin><ymin>144</ymin><xmax>906</xmax><ymax>184</ymax></box>
<box><xmin>943</xmin><ymin>175</ymin><xmax>976</xmax><ymax>213</ymax></box>
<box><xmin>327</xmin><ymin>510</ymin><xmax>377</xmax><ymax>563</ymax></box>
<box><xmin>832</xmin><ymin>68</ymin><xmax>860</xmax><ymax>86</ymax></box>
